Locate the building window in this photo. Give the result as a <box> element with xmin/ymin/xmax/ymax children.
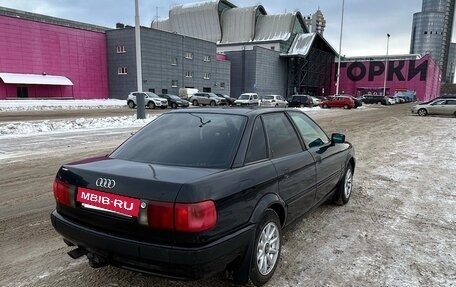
<box><xmin>171</xmin><ymin>80</ymin><xmax>178</xmax><ymax>87</ymax></box>
<box><xmin>171</xmin><ymin>57</ymin><xmax>178</xmax><ymax>66</ymax></box>
<box><xmin>185</xmin><ymin>52</ymin><xmax>193</xmax><ymax>59</ymax></box>
<box><xmin>116</xmin><ymin>45</ymin><xmax>126</xmax><ymax>53</ymax></box>
<box><xmin>424</xmin><ymin>31</ymin><xmax>428</xmax><ymax>34</ymax></box>
<box><xmin>148</xmin><ymin>88</ymin><xmax>155</xmax><ymax>93</ymax></box>
<box><xmin>203</xmin><ymin>55</ymin><xmax>211</xmax><ymax>62</ymax></box>
<box><xmin>220</xmin><ymin>82</ymin><xmax>225</xmax><ymax>89</ymax></box>
<box><xmin>162</xmin><ymin>89</ymin><xmax>168</xmax><ymax>94</ymax></box>
<box><xmin>185</xmin><ymin>71</ymin><xmax>193</xmax><ymax>78</ymax></box>
<box><xmin>117</xmin><ymin>67</ymin><xmax>127</xmax><ymax>75</ymax></box>
<box><xmin>203</xmin><ymin>73</ymin><xmax>211</xmax><ymax>79</ymax></box>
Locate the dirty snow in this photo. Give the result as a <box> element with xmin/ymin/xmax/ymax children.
<box><xmin>0</xmin><ymin>99</ymin><xmax>126</xmax><ymax>112</ymax></box>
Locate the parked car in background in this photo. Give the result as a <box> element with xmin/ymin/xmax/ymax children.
<box><xmin>288</xmin><ymin>94</ymin><xmax>314</xmax><ymax>108</ymax></box>
<box><xmin>321</xmin><ymin>96</ymin><xmax>355</xmax><ymax>109</ymax></box>
<box><xmin>349</xmin><ymin>96</ymin><xmax>363</xmax><ymax>108</ymax></box>
<box><xmin>159</xmin><ymin>94</ymin><xmax>189</xmax><ymax>109</ymax></box>
<box><xmin>362</xmin><ymin>95</ymin><xmax>384</xmax><ymax>104</ymax></box>
<box><xmin>411</xmin><ymin>98</ymin><xmax>456</xmax><ymax>117</ymax></box>
<box><xmin>310</xmin><ymin>96</ymin><xmax>322</xmax><ymax>106</ymax></box>
<box><xmin>234</xmin><ymin>93</ymin><xmax>259</xmax><ymax>106</ymax></box>
<box><xmin>190</xmin><ymin>92</ymin><xmax>225</xmax><ymax>106</ymax></box>
<box><xmin>260</xmin><ymin>95</ymin><xmax>288</xmax><ymax>108</ymax></box>
<box><xmin>216</xmin><ymin>93</ymin><xmax>236</xmax><ymax>106</ymax></box>
<box><xmin>51</xmin><ymin>108</ymin><xmax>355</xmax><ymax>286</ymax></box>
<box><xmin>385</xmin><ymin>97</ymin><xmax>396</xmax><ymax>105</ymax></box>
<box><xmin>127</xmin><ymin>92</ymin><xmax>168</xmax><ymax>109</ymax></box>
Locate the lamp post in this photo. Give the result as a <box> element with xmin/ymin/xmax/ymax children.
<box><xmin>335</xmin><ymin>0</ymin><xmax>345</xmax><ymax>96</ymax></box>
<box><xmin>135</xmin><ymin>0</ymin><xmax>145</xmax><ymax>119</ymax></box>
<box><xmin>382</xmin><ymin>33</ymin><xmax>390</xmax><ymax>97</ymax></box>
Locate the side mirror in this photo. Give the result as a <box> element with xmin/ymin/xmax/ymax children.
<box><xmin>331</xmin><ymin>133</ymin><xmax>345</xmax><ymax>144</ymax></box>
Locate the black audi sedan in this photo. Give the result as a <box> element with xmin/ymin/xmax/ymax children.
<box><xmin>51</xmin><ymin>108</ymin><xmax>355</xmax><ymax>286</ymax></box>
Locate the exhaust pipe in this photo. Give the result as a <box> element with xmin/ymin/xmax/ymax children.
<box><xmin>87</xmin><ymin>252</ymin><xmax>108</xmax><ymax>268</ymax></box>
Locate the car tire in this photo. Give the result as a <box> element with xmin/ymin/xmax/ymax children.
<box><xmin>171</xmin><ymin>103</ymin><xmax>177</xmax><ymax>109</ymax></box>
<box><xmin>147</xmin><ymin>101</ymin><xmax>155</xmax><ymax>109</ymax></box>
<box><xmin>210</xmin><ymin>100</ymin><xmax>216</xmax><ymax>106</ymax></box>
<box><xmin>344</xmin><ymin>105</ymin><xmax>349</xmax><ymax>109</ymax></box>
<box><xmin>127</xmin><ymin>100</ymin><xmax>136</xmax><ymax>109</ymax></box>
<box><xmin>300</xmin><ymin>104</ymin><xmax>305</xmax><ymax>108</ymax></box>
<box><xmin>417</xmin><ymin>108</ymin><xmax>427</xmax><ymax>116</ymax></box>
<box><xmin>333</xmin><ymin>163</ymin><xmax>353</xmax><ymax>205</ymax></box>
<box><xmin>454</xmin><ymin>111</ymin><xmax>456</xmax><ymax>118</ymax></box>
<box><xmin>193</xmin><ymin>100</ymin><xmax>199</xmax><ymax>106</ymax></box>
<box><xmin>249</xmin><ymin>209</ymin><xmax>282</xmax><ymax>287</ymax></box>
<box><xmin>275</xmin><ymin>104</ymin><xmax>278</xmax><ymax>108</ymax></box>
<box><xmin>322</xmin><ymin>104</ymin><xmax>328</xmax><ymax>109</ymax></box>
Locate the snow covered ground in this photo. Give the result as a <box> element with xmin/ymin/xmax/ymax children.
<box><xmin>0</xmin><ymin>99</ymin><xmax>373</xmax><ymax>137</ymax></box>
<box><xmin>0</xmin><ymin>99</ymin><xmax>127</xmax><ymax>111</ymax></box>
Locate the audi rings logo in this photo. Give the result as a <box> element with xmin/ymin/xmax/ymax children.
<box><xmin>95</xmin><ymin>178</ymin><xmax>116</xmax><ymax>189</ymax></box>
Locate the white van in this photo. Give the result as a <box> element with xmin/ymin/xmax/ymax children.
<box><xmin>179</xmin><ymin>88</ymin><xmax>199</xmax><ymax>99</ymax></box>
<box><xmin>234</xmin><ymin>93</ymin><xmax>259</xmax><ymax>106</ymax></box>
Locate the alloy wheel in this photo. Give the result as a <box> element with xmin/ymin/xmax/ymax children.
<box><xmin>256</xmin><ymin>222</ymin><xmax>280</xmax><ymax>276</ymax></box>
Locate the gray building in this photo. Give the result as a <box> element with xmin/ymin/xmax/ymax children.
<box><xmin>410</xmin><ymin>0</ymin><xmax>455</xmax><ymax>82</ymax></box>
<box><xmin>447</xmin><ymin>43</ymin><xmax>456</xmax><ymax>83</ymax></box>
<box><xmin>106</xmin><ymin>26</ymin><xmax>230</xmax><ymax>99</ymax></box>
<box><xmin>304</xmin><ymin>9</ymin><xmax>326</xmax><ymax>35</ymax></box>
<box><xmin>152</xmin><ymin>1</ymin><xmax>336</xmax><ymax>98</ymax></box>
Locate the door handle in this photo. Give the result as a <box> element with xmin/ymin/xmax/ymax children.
<box><xmin>282</xmin><ymin>168</ymin><xmax>290</xmax><ymax>180</ymax></box>
<box><xmin>315</xmin><ymin>156</ymin><xmax>322</xmax><ymax>164</ymax></box>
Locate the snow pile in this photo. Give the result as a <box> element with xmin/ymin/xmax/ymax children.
<box><xmin>0</xmin><ymin>115</ymin><xmax>155</xmax><ymax>137</ymax></box>
<box><xmin>0</xmin><ymin>99</ymin><xmax>127</xmax><ymax>112</ymax></box>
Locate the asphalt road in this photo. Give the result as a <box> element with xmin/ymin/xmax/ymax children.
<box><xmin>1</xmin><ymin>104</ymin><xmax>455</xmax><ymax>287</ymax></box>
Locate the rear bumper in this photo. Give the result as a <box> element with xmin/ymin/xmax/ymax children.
<box><xmin>51</xmin><ymin>210</ymin><xmax>254</xmax><ymax>280</ymax></box>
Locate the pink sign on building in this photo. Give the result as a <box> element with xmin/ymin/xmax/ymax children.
<box><xmin>332</xmin><ymin>55</ymin><xmax>441</xmax><ymax>102</ymax></box>
<box><xmin>0</xmin><ymin>13</ymin><xmax>108</xmax><ymax>100</ymax></box>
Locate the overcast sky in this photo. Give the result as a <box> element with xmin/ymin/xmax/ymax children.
<box><xmin>0</xmin><ymin>0</ymin><xmax>455</xmax><ymax>57</ymax></box>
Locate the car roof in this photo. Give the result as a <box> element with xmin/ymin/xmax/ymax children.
<box><xmin>167</xmin><ymin>107</ymin><xmax>300</xmax><ymax>118</ymax></box>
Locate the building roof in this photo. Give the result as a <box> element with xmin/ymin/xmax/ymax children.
<box><xmin>220</xmin><ymin>6</ymin><xmax>267</xmax><ymax>44</ymax></box>
<box><xmin>283</xmin><ymin>32</ymin><xmax>336</xmax><ymax>57</ymax></box>
<box><xmin>342</xmin><ymin>54</ymin><xmax>422</xmax><ymax>62</ymax></box>
<box><xmin>0</xmin><ymin>73</ymin><xmax>74</xmax><ymax>86</ymax></box>
<box><xmin>0</xmin><ymin>6</ymin><xmax>109</xmax><ymax>33</ymax></box>
<box><xmin>253</xmin><ymin>13</ymin><xmax>294</xmax><ymax>42</ymax></box>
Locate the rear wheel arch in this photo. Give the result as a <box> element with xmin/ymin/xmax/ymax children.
<box><xmin>249</xmin><ymin>194</ymin><xmax>286</xmax><ymax>227</ymax></box>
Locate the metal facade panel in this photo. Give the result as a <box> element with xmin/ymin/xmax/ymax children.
<box><xmin>254</xmin><ymin>13</ymin><xmax>293</xmax><ymax>42</ymax></box>
<box><xmin>169</xmin><ymin>1</ymin><xmax>222</xmax><ymax>42</ymax></box>
<box><xmin>220</xmin><ymin>7</ymin><xmax>257</xmax><ymax>44</ymax></box>
<box><xmin>287</xmin><ymin>33</ymin><xmax>316</xmax><ymax>57</ymax></box>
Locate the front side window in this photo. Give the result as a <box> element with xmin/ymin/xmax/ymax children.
<box><xmin>288</xmin><ymin>112</ymin><xmax>329</xmax><ymax>148</ymax></box>
<box><xmin>262</xmin><ymin>113</ymin><xmax>302</xmax><ymax>158</ymax></box>
<box><xmin>111</xmin><ymin>113</ymin><xmax>247</xmax><ymax>168</ymax></box>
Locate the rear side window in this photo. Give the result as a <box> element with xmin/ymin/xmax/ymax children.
<box><xmin>111</xmin><ymin>113</ymin><xmax>246</xmax><ymax>168</ymax></box>
<box><xmin>288</xmin><ymin>112</ymin><xmax>329</xmax><ymax>148</ymax></box>
<box><xmin>262</xmin><ymin>113</ymin><xmax>302</xmax><ymax>158</ymax></box>
<box><xmin>446</xmin><ymin>100</ymin><xmax>456</xmax><ymax>105</ymax></box>
<box><xmin>245</xmin><ymin>118</ymin><xmax>268</xmax><ymax>163</ymax></box>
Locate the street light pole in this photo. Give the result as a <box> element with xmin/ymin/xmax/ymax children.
<box><xmin>135</xmin><ymin>0</ymin><xmax>145</xmax><ymax>119</ymax></box>
<box><xmin>335</xmin><ymin>0</ymin><xmax>345</xmax><ymax>96</ymax></box>
<box><xmin>383</xmin><ymin>33</ymin><xmax>390</xmax><ymax>97</ymax></box>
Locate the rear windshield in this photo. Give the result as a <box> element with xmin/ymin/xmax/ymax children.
<box><xmin>264</xmin><ymin>96</ymin><xmax>274</xmax><ymax>100</ymax></box>
<box><xmin>110</xmin><ymin>113</ymin><xmax>247</xmax><ymax>168</ymax></box>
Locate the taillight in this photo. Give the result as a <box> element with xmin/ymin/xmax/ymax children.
<box><xmin>175</xmin><ymin>201</ymin><xmax>217</xmax><ymax>232</ymax></box>
<box><xmin>147</xmin><ymin>201</ymin><xmax>174</xmax><ymax>230</ymax></box>
<box><xmin>53</xmin><ymin>179</ymin><xmax>75</xmax><ymax>207</ymax></box>
<box><xmin>146</xmin><ymin>200</ymin><xmax>217</xmax><ymax>232</ymax></box>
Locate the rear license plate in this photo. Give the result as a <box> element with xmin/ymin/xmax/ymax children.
<box><xmin>77</xmin><ymin>187</ymin><xmax>140</xmax><ymax>217</ymax></box>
